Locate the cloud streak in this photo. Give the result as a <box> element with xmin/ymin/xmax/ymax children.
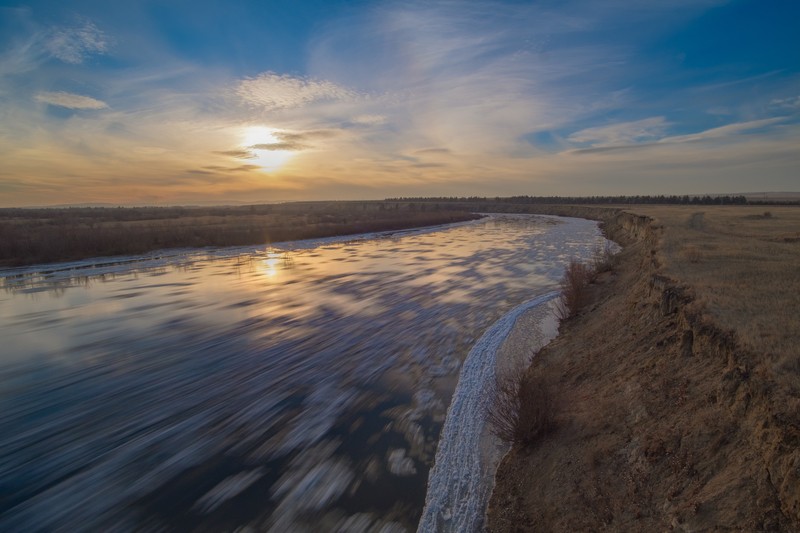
<box><xmin>567</xmin><ymin>117</ymin><xmax>790</xmax><ymax>154</ymax></box>
<box><xmin>35</xmin><ymin>91</ymin><xmax>108</xmax><ymax>110</ymax></box>
<box><xmin>250</xmin><ymin>142</ymin><xmax>305</xmax><ymax>151</ymax></box>
<box><xmin>568</xmin><ymin>117</ymin><xmax>669</xmax><ymax>146</ymax></box>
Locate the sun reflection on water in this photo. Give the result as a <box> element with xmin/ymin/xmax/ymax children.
<box><xmin>0</xmin><ymin>215</ymin><xmax>611</xmax><ymax>532</ymax></box>
<box><xmin>259</xmin><ymin>249</ymin><xmax>294</xmax><ymax>277</ymax></box>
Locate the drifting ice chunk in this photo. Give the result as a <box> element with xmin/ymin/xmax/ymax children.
<box><xmin>387</xmin><ymin>449</ymin><xmax>417</xmax><ymax>476</ymax></box>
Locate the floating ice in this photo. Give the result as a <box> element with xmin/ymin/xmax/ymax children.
<box><xmin>0</xmin><ymin>214</ymin><xmax>609</xmax><ymax>531</ymax></box>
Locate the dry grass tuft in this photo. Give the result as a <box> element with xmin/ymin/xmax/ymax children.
<box><xmin>486</xmin><ymin>371</ymin><xmax>556</xmax><ymax>446</ymax></box>
<box><xmin>556</xmin><ymin>259</ymin><xmax>594</xmax><ymax>320</ymax></box>
<box><xmin>591</xmin><ymin>242</ymin><xmax>617</xmax><ymax>274</ymax></box>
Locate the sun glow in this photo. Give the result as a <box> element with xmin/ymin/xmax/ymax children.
<box><xmin>259</xmin><ymin>250</ymin><xmax>293</xmax><ymax>277</ymax></box>
<box><xmin>242</xmin><ymin>126</ymin><xmax>294</xmax><ymax>172</ymax></box>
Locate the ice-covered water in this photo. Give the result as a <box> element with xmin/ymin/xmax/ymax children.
<box><xmin>0</xmin><ymin>214</ymin><xmax>607</xmax><ymax>531</ymax></box>
<box><xmin>417</xmin><ymin>293</ymin><xmax>559</xmax><ymax>532</ymax></box>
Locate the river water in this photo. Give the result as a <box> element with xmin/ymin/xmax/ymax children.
<box><xmin>0</xmin><ymin>214</ymin><xmax>606</xmax><ymax>532</ymax></box>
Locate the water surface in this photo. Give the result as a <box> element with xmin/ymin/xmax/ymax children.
<box><xmin>0</xmin><ymin>214</ymin><xmax>605</xmax><ymax>531</ymax></box>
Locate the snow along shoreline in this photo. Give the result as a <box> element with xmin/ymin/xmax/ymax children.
<box><xmin>417</xmin><ymin>291</ymin><xmax>560</xmax><ymax>532</ymax></box>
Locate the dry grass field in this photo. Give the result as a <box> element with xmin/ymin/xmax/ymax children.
<box><xmin>636</xmin><ymin>205</ymin><xmax>800</xmax><ymax>391</ymax></box>
<box><xmin>489</xmin><ymin>204</ymin><xmax>800</xmax><ymax>531</ymax></box>
<box><xmin>0</xmin><ymin>202</ymin><xmax>480</xmax><ymax>267</ymax></box>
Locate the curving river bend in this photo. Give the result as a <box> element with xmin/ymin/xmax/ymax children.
<box><xmin>0</xmin><ymin>214</ymin><xmax>607</xmax><ymax>532</ymax></box>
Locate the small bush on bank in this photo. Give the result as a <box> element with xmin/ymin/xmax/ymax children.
<box><xmin>486</xmin><ymin>371</ymin><xmax>556</xmax><ymax>446</ymax></box>
<box><xmin>555</xmin><ymin>259</ymin><xmax>594</xmax><ymax>320</ymax></box>
<box><xmin>591</xmin><ymin>242</ymin><xmax>616</xmax><ymax>274</ymax></box>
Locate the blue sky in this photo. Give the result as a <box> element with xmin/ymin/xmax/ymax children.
<box><xmin>0</xmin><ymin>0</ymin><xmax>798</xmax><ymax>206</ymax></box>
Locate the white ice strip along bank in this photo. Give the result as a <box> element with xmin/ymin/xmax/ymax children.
<box><xmin>417</xmin><ymin>291</ymin><xmax>560</xmax><ymax>533</ymax></box>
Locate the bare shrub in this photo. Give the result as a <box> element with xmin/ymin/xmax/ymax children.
<box><xmin>486</xmin><ymin>371</ymin><xmax>556</xmax><ymax>446</ymax></box>
<box><xmin>591</xmin><ymin>242</ymin><xmax>616</xmax><ymax>274</ymax></box>
<box><xmin>556</xmin><ymin>259</ymin><xmax>593</xmax><ymax>320</ymax></box>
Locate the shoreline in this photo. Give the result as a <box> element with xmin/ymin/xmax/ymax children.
<box><xmin>487</xmin><ymin>206</ymin><xmax>800</xmax><ymax>531</ymax></box>
<box><xmin>0</xmin><ymin>216</ymin><xmax>486</xmax><ymax>286</ymax></box>
<box><xmin>417</xmin><ymin>213</ymin><xmax>611</xmax><ymax>532</ymax></box>
<box><xmin>0</xmin><ymin>204</ymin><xmax>482</xmax><ymax>268</ymax></box>
<box><xmin>416</xmin><ymin>292</ymin><xmax>559</xmax><ymax>533</ymax></box>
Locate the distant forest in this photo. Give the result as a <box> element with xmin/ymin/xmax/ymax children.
<box><xmin>386</xmin><ymin>194</ymin><xmax>774</xmax><ymax>205</ymax></box>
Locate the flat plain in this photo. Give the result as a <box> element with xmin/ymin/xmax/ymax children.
<box><xmin>638</xmin><ymin>205</ymin><xmax>800</xmax><ymax>390</ymax></box>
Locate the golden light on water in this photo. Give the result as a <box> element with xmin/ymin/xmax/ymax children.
<box><xmin>242</xmin><ymin>126</ymin><xmax>294</xmax><ymax>172</ymax></box>
<box><xmin>261</xmin><ymin>256</ymin><xmax>280</xmax><ymax>277</ymax></box>
<box><xmin>259</xmin><ymin>250</ymin><xmax>293</xmax><ymax>277</ymax></box>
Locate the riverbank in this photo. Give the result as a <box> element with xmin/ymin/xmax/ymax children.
<box><xmin>417</xmin><ymin>293</ymin><xmax>560</xmax><ymax>532</ymax></box>
<box><xmin>488</xmin><ymin>205</ymin><xmax>799</xmax><ymax>531</ymax></box>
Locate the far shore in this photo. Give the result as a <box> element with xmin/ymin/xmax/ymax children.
<box><xmin>5</xmin><ymin>199</ymin><xmax>794</xmax><ymax>269</ymax></box>
<box><xmin>0</xmin><ymin>202</ymin><xmax>481</xmax><ymax>268</ymax></box>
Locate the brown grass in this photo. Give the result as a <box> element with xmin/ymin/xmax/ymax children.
<box><xmin>632</xmin><ymin>205</ymin><xmax>800</xmax><ymax>386</ymax></box>
<box><xmin>488</xmin><ymin>206</ymin><xmax>800</xmax><ymax>531</ymax></box>
<box><xmin>555</xmin><ymin>259</ymin><xmax>594</xmax><ymax>320</ymax></box>
<box><xmin>486</xmin><ymin>371</ymin><xmax>556</xmax><ymax>446</ymax></box>
<box><xmin>0</xmin><ymin>202</ymin><xmax>481</xmax><ymax>267</ymax></box>
<box><xmin>591</xmin><ymin>242</ymin><xmax>616</xmax><ymax>274</ymax></box>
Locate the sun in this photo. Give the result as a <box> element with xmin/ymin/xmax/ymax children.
<box><xmin>242</xmin><ymin>126</ymin><xmax>294</xmax><ymax>172</ymax></box>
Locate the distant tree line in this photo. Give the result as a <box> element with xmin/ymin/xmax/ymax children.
<box><xmin>0</xmin><ymin>201</ymin><xmax>403</xmax><ymax>222</ymax></box>
<box><xmin>385</xmin><ymin>195</ymin><xmax>759</xmax><ymax>205</ymax></box>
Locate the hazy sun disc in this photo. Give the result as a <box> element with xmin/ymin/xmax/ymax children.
<box><xmin>242</xmin><ymin>126</ymin><xmax>294</xmax><ymax>172</ymax></box>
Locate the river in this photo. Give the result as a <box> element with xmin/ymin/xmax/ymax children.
<box><xmin>0</xmin><ymin>214</ymin><xmax>607</xmax><ymax>531</ymax></box>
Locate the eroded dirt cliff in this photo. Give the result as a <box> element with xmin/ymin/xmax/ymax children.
<box><xmin>488</xmin><ymin>210</ymin><xmax>799</xmax><ymax>532</ymax></box>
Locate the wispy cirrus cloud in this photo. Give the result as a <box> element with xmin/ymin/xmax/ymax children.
<box><xmin>307</xmin><ymin>1</ymin><xmax>638</xmax><ymax>157</ymax></box>
<box><xmin>770</xmin><ymin>95</ymin><xmax>800</xmax><ymax>110</ymax></box>
<box><xmin>236</xmin><ymin>72</ymin><xmax>359</xmax><ymax>110</ymax></box>
<box><xmin>663</xmin><ymin>117</ymin><xmax>788</xmax><ymax>143</ymax></box>
<box><xmin>0</xmin><ymin>14</ymin><xmax>109</xmax><ymax>80</ymax></box>
<box><xmin>568</xmin><ymin>117</ymin><xmax>669</xmax><ymax>146</ymax></box>
<box><xmin>35</xmin><ymin>91</ymin><xmax>108</xmax><ymax>110</ymax></box>
<box><xmin>568</xmin><ymin>117</ymin><xmax>790</xmax><ymax>155</ymax></box>
<box><xmin>44</xmin><ymin>20</ymin><xmax>109</xmax><ymax>64</ymax></box>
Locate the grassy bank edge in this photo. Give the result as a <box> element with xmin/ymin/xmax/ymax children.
<box><xmin>486</xmin><ymin>205</ymin><xmax>799</xmax><ymax>531</ymax></box>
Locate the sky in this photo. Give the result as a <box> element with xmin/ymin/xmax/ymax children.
<box><xmin>0</xmin><ymin>0</ymin><xmax>798</xmax><ymax>206</ymax></box>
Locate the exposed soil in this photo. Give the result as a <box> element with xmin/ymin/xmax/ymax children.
<box><xmin>487</xmin><ymin>210</ymin><xmax>800</xmax><ymax>532</ymax></box>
